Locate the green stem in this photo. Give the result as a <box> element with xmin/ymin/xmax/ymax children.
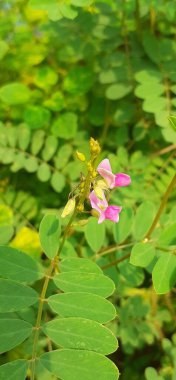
<box><xmin>101</xmin><ymin>253</ymin><xmax>130</xmax><ymax>270</ymax></box>
<box><xmin>145</xmin><ymin>174</ymin><xmax>176</xmax><ymax>240</ymax></box>
<box><xmin>30</xmin><ymin>210</ymin><xmax>78</xmax><ymax>379</ymax></box>
<box><xmin>30</xmin><ymin>262</ymin><xmax>54</xmax><ymax>380</ymax></box>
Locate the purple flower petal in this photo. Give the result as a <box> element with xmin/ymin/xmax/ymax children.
<box><xmin>105</xmin><ymin>205</ymin><xmax>122</xmax><ymax>223</ymax></box>
<box><xmin>115</xmin><ymin>173</ymin><xmax>131</xmax><ymax>187</ymax></box>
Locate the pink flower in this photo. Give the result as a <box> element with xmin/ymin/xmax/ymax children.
<box><xmin>89</xmin><ymin>191</ymin><xmax>122</xmax><ymax>224</ymax></box>
<box><xmin>97</xmin><ymin>159</ymin><xmax>131</xmax><ymax>189</ymax></box>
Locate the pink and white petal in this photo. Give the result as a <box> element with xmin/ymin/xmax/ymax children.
<box><xmin>89</xmin><ymin>190</ymin><xmax>108</xmax><ymax>212</ymax></box>
<box><xmin>105</xmin><ymin>205</ymin><xmax>122</xmax><ymax>223</ymax></box>
<box><xmin>115</xmin><ymin>173</ymin><xmax>131</xmax><ymax>187</ymax></box>
<box><xmin>97</xmin><ymin>159</ymin><xmax>112</xmax><ymax>172</ymax></box>
<box><xmin>98</xmin><ymin>168</ymin><xmax>115</xmax><ymax>188</ymax></box>
<box><xmin>98</xmin><ymin>211</ymin><xmax>106</xmax><ymax>224</ymax></box>
<box><xmin>97</xmin><ymin>159</ymin><xmax>116</xmax><ymax>188</ymax></box>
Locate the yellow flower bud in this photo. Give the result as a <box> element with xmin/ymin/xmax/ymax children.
<box><xmin>77</xmin><ymin>204</ymin><xmax>84</xmax><ymax>212</ymax></box>
<box><xmin>76</xmin><ymin>151</ymin><xmax>86</xmax><ymax>162</ymax></box>
<box><xmin>61</xmin><ymin>198</ymin><xmax>75</xmax><ymax>218</ymax></box>
<box><xmin>89</xmin><ymin>137</ymin><xmax>101</xmax><ymax>155</ymax></box>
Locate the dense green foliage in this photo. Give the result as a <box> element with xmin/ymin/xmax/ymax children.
<box><xmin>0</xmin><ymin>1</ymin><xmax>176</xmax><ymax>380</ymax></box>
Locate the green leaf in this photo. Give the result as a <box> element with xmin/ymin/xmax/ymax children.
<box><xmin>119</xmin><ymin>262</ymin><xmax>144</xmax><ymax>287</ymax></box>
<box><xmin>157</xmin><ymin>223</ymin><xmax>176</xmax><ymax>246</ymax></box>
<box><xmin>39</xmin><ymin>214</ymin><xmax>61</xmax><ymax>259</ymax></box>
<box><xmin>29</xmin><ymin>0</ymin><xmax>63</xmax><ymax>21</ymax></box>
<box><xmin>0</xmin><ymin>359</ymin><xmax>28</xmax><ymax>380</ymax></box>
<box><xmin>43</xmin><ymin>317</ymin><xmax>118</xmax><ymax>355</ymax></box>
<box><xmin>135</xmin><ymin>83</ymin><xmax>164</xmax><ymax>99</ymax></box>
<box><xmin>130</xmin><ymin>243</ymin><xmax>155</xmax><ymax>268</ymax></box>
<box><xmin>142</xmin><ymin>97</ymin><xmax>167</xmax><ymax>113</ymax></box>
<box><xmin>0</xmin><ymin>225</ymin><xmax>14</xmax><ymax>244</ymax></box>
<box><xmin>44</xmin><ymin>91</ymin><xmax>65</xmax><ymax>112</ymax></box>
<box><xmin>168</xmin><ymin>115</ymin><xmax>176</xmax><ymax>131</ymax></box>
<box><xmin>152</xmin><ymin>254</ymin><xmax>176</xmax><ymax>294</ymax></box>
<box><xmin>0</xmin><ymin>40</ymin><xmax>9</xmax><ymax>60</ymax></box>
<box><xmin>99</xmin><ymin>69</ymin><xmax>118</xmax><ymax>84</ymax></box>
<box><xmin>41</xmin><ymin>135</ymin><xmax>58</xmax><ymax>161</ymax></box>
<box><xmin>37</xmin><ymin>163</ymin><xmax>51</xmax><ymax>182</ymax></box>
<box><xmin>113</xmin><ymin>208</ymin><xmax>133</xmax><ymax>243</ymax></box>
<box><xmin>48</xmin><ymin>293</ymin><xmax>116</xmax><ymax>323</ymax></box>
<box><xmin>18</xmin><ymin>125</ymin><xmax>31</xmax><ymax>150</ymax></box>
<box><xmin>50</xmin><ymin>172</ymin><xmax>65</xmax><ymax>193</ymax></box>
<box><xmin>106</xmin><ymin>83</ymin><xmax>132</xmax><ymax>100</ymax></box>
<box><xmin>0</xmin><ymin>279</ymin><xmax>38</xmax><ymax>312</ymax></box>
<box><xmin>51</xmin><ymin>112</ymin><xmax>78</xmax><ymax>139</ymax></box>
<box><xmin>59</xmin><ymin>4</ymin><xmax>78</xmax><ymax>19</ymax></box>
<box><xmin>0</xmin><ymin>205</ymin><xmax>13</xmax><ymax>225</ymax></box>
<box><xmin>0</xmin><ymin>246</ymin><xmax>44</xmax><ymax>283</ymax></box>
<box><xmin>40</xmin><ymin>349</ymin><xmax>119</xmax><ymax>380</ymax></box>
<box><xmin>0</xmin><ymin>83</ymin><xmax>30</xmax><ymax>105</ymax></box>
<box><xmin>135</xmin><ymin>70</ymin><xmax>162</xmax><ymax>84</ymax></box>
<box><xmin>0</xmin><ymin>319</ymin><xmax>33</xmax><ymax>353</ymax></box>
<box><xmin>85</xmin><ymin>217</ymin><xmax>105</xmax><ymax>252</ymax></box>
<box><xmin>10</xmin><ymin>152</ymin><xmax>26</xmax><ymax>172</ymax></box>
<box><xmin>33</xmin><ymin>66</ymin><xmax>58</xmax><ymax>89</ymax></box>
<box><xmin>60</xmin><ymin>240</ymin><xmax>77</xmax><ymax>259</ymax></box>
<box><xmin>63</xmin><ymin>67</ymin><xmax>94</xmax><ymax>95</ymax></box>
<box><xmin>145</xmin><ymin>367</ymin><xmax>164</xmax><ymax>380</ymax></box>
<box><xmin>60</xmin><ymin>258</ymin><xmax>102</xmax><ymax>274</ymax></box>
<box><xmin>133</xmin><ymin>201</ymin><xmax>156</xmax><ymax>240</ymax></box>
<box><xmin>24</xmin><ymin>157</ymin><xmax>38</xmax><ymax>173</ymax></box>
<box><xmin>71</xmin><ymin>0</ymin><xmax>93</xmax><ymax>6</ymax></box>
<box><xmin>24</xmin><ymin>106</ymin><xmax>51</xmax><ymax>130</ymax></box>
<box><xmin>142</xmin><ymin>32</ymin><xmax>161</xmax><ymax>64</ymax></box>
<box><xmin>53</xmin><ymin>271</ymin><xmax>115</xmax><ymax>297</ymax></box>
<box><xmin>31</xmin><ymin>130</ymin><xmax>45</xmax><ymax>155</ymax></box>
<box><xmin>6</xmin><ymin>127</ymin><xmax>17</xmax><ymax>148</ymax></box>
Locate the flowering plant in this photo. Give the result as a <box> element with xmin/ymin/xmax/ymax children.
<box><xmin>62</xmin><ymin>138</ymin><xmax>131</xmax><ymax>224</ymax></box>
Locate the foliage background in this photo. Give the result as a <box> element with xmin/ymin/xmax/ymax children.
<box><xmin>0</xmin><ymin>0</ymin><xmax>176</xmax><ymax>379</ymax></box>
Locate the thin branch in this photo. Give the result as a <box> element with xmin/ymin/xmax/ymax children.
<box><xmin>101</xmin><ymin>253</ymin><xmax>130</xmax><ymax>270</ymax></box>
<box><xmin>145</xmin><ymin>173</ymin><xmax>176</xmax><ymax>240</ymax></box>
<box><xmin>151</xmin><ymin>145</ymin><xmax>176</xmax><ymax>157</ymax></box>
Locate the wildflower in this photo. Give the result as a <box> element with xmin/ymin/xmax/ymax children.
<box><xmin>89</xmin><ymin>190</ymin><xmax>122</xmax><ymax>224</ymax></box>
<box><xmin>97</xmin><ymin>159</ymin><xmax>131</xmax><ymax>189</ymax></box>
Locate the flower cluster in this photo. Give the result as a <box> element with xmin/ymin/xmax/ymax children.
<box><xmin>89</xmin><ymin>159</ymin><xmax>131</xmax><ymax>224</ymax></box>
<box><xmin>61</xmin><ymin>138</ymin><xmax>131</xmax><ymax>224</ymax></box>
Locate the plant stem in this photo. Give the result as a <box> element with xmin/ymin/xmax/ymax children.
<box><xmin>30</xmin><ymin>262</ymin><xmax>54</xmax><ymax>380</ymax></box>
<box><xmin>145</xmin><ymin>173</ymin><xmax>176</xmax><ymax>240</ymax></box>
<box><xmin>101</xmin><ymin>253</ymin><xmax>130</xmax><ymax>270</ymax></box>
<box><xmin>30</xmin><ymin>209</ymin><xmax>78</xmax><ymax>379</ymax></box>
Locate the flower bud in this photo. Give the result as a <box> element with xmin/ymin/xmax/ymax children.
<box><xmin>89</xmin><ymin>137</ymin><xmax>101</xmax><ymax>156</ymax></box>
<box><xmin>61</xmin><ymin>198</ymin><xmax>75</xmax><ymax>218</ymax></box>
<box><xmin>76</xmin><ymin>151</ymin><xmax>86</xmax><ymax>162</ymax></box>
<box><xmin>77</xmin><ymin>204</ymin><xmax>84</xmax><ymax>212</ymax></box>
